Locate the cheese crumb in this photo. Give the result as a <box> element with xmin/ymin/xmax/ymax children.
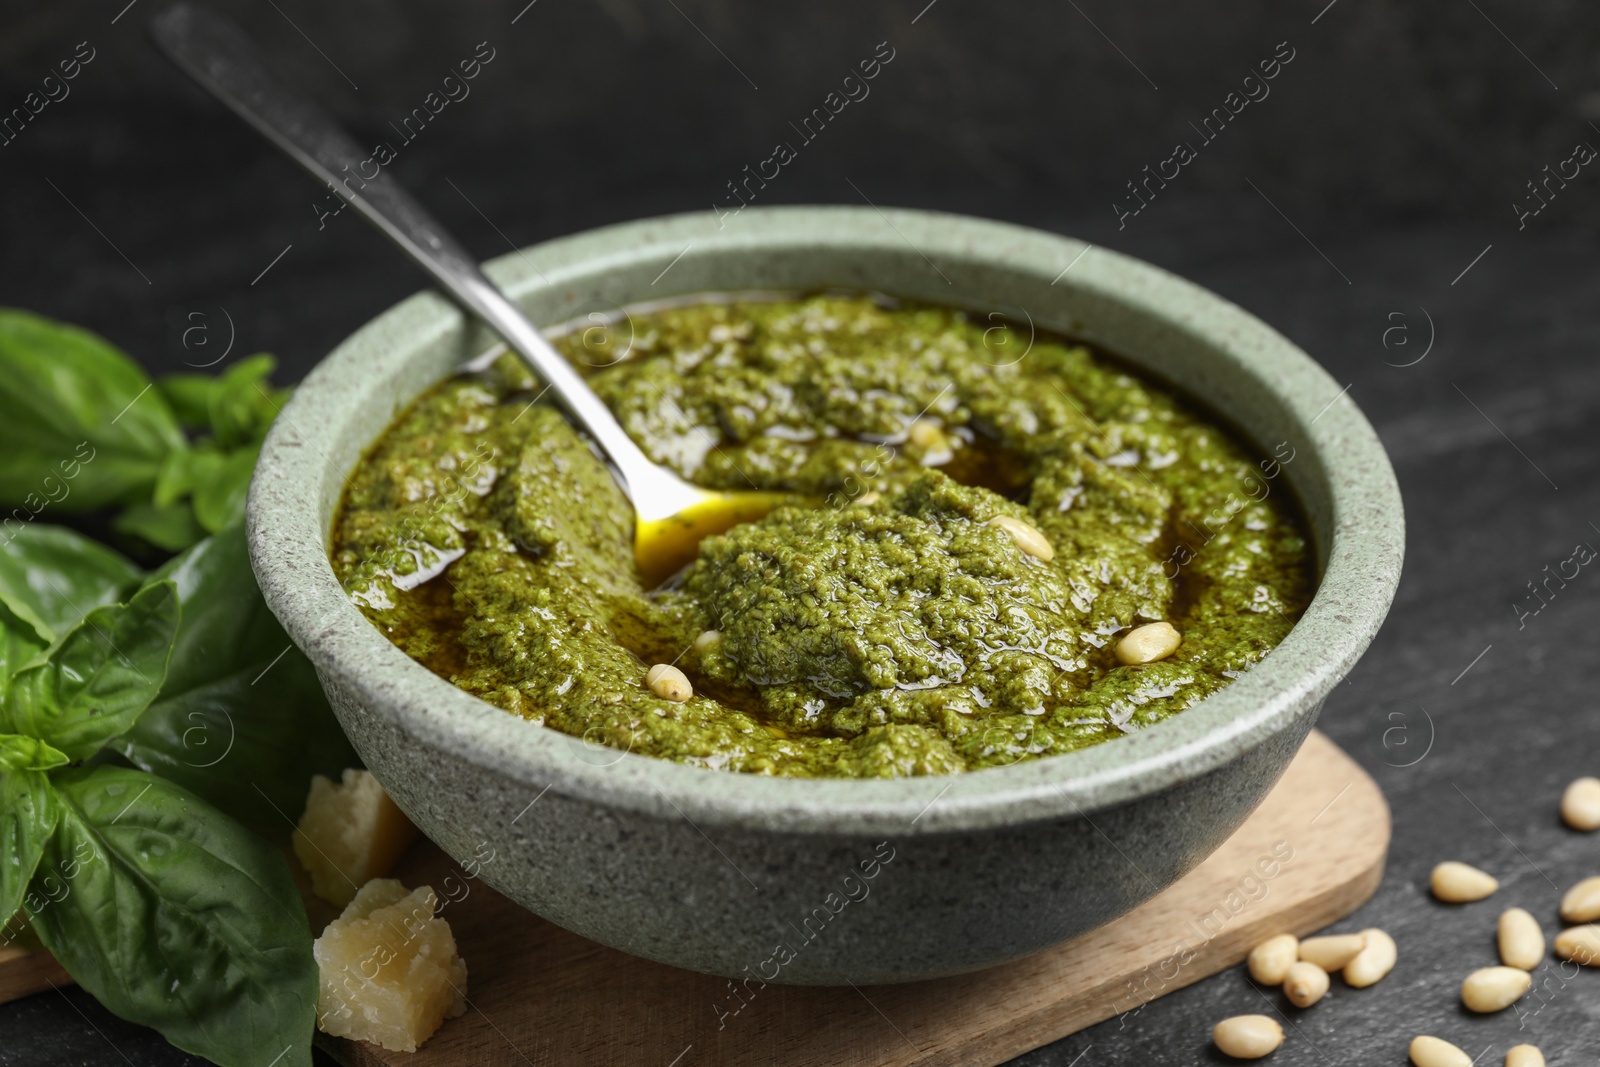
<box><xmin>314</xmin><ymin>879</ymin><xmax>468</xmax><ymax>1052</ymax></box>
<box><xmin>294</xmin><ymin>769</ymin><xmax>420</xmax><ymax>907</ymax></box>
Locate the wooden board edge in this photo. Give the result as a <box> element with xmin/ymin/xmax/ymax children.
<box><xmin>315</xmin><ymin>1032</ymin><xmax>358</xmax><ymax>1066</ymax></box>
<box><xmin>951</xmin><ymin>841</ymin><xmax>1390</xmax><ymax>1066</ymax></box>
<box><xmin>0</xmin><ymin>945</ymin><xmax>74</xmax><ymax>1004</ymax></box>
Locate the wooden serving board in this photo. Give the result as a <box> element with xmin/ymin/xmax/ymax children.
<box><xmin>1</xmin><ymin>731</ymin><xmax>1388</xmax><ymax>1066</ymax></box>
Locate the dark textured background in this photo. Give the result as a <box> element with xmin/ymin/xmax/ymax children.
<box><xmin>2</xmin><ymin>0</ymin><xmax>1599</xmax><ymax>1064</ymax></box>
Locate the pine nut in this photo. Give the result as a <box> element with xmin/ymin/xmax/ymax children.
<box><xmin>1247</xmin><ymin>933</ymin><xmax>1299</xmax><ymax>985</ymax></box>
<box><xmin>1343</xmin><ymin>928</ymin><xmax>1397</xmax><ymax>988</ymax></box>
<box><xmin>1212</xmin><ymin>1015</ymin><xmax>1283</xmax><ymax>1059</ymax></box>
<box><xmin>1559</xmin><ymin>875</ymin><xmax>1600</xmax><ymax>923</ymax></box>
<box><xmin>987</xmin><ymin>515</ymin><xmax>1055</xmax><ymax>562</ymax></box>
<box><xmin>1115</xmin><ymin>621</ymin><xmax>1182</xmax><ymax>665</ymax></box>
<box><xmin>1430</xmin><ymin>861</ymin><xmax>1498</xmax><ymax>902</ymax></box>
<box><xmin>1283</xmin><ymin>960</ymin><xmax>1329</xmax><ymax>1007</ymax></box>
<box><xmin>1497</xmin><ymin>907</ymin><xmax>1545</xmax><ymax>970</ymax></box>
<box><xmin>906</xmin><ymin>418</ymin><xmax>944</xmax><ymax>450</ymax></box>
<box><xmin>855</xmin><ymin>491</ymin><xmax>881</xmax><ymax>505</ymax></box>
<box><xmin>645</xmin><ymin>663</ymin><xmax>693</xmax><ymax>702</ymax></box>
<box><xmin>1410</xmin><ymin>1036</ymin><xmax>1472</xmax><ymax>1067</ymax></box>
<box><xmin>1460</xmin><ymin>966</ymin><xmax>1532</xmax><ymax>1013</ymax></box>
<box><xmin>1561</xmin><ymin>776</ymin><xmax>1600</xmax><ymax>831</ymax></box>
<box><xmin>1553</xmin><ymin>924</ymin><xmax>1600</xmax><ymax>965</ymax></box>
<box><xmin>1298</xmin><ymin>933</ymin><xmax>1366</xmax><ymax>971</ymax></box>
<box><xmin>692</xmin><ymin>629</ymin><xmax>722</xmax><ymax>653</ymax></box>
<box><xmin>1505</xmin><ymin>1045</ymin><xmax>1545</xmax><ymax>1067</ymax></box>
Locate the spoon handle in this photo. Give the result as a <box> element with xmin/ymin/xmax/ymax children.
<box><xmin>149</xmin><ymin>3</ymin><xmax>684</xmax><ymax>511</ymax></box>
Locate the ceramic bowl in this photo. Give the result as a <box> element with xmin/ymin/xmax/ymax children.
<box><xmin>247</xmin><ymin>207</ymin><xmax>1403</xmax><ymax>985</ymax></box>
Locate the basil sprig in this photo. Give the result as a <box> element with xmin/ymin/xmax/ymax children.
<box><xmin>0</xmin><ymin>309</ymin><xmax>287</xmax><ymax>552</ymax></box>
<box><xmin>0</xmin><ymin>310</ymin><xmax>352</xmax><ymax>1064</ymax></box>
<box><xmin>0</xmin><ymin>524</ymin><xmax>340</xmax><ymax>1067</ymax></box>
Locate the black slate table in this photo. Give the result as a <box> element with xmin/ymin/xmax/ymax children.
<box><xmin>2</xmin><ymin>0</ymin><xmax>1598</xmax><ymax>1063</ymax></box>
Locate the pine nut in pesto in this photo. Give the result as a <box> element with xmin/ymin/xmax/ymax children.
<box><xmin>1115</xmin><ymin>621</ymin><xmax>1183</xmax><ymax>665</ymax></box>
<box><xmin>986</xmin><ymin>514</ymin><xmax>1055</xmax><ymax>561</ymax></box>
<box><xmin>646</xmin><ymin>663</ymin><xmax>693</xmax><ymax>703</ymax></box>
<box><xmin>330</xmin><ymin>295</ymin><xmax>1313</xmax><ymax>778</ymax></box>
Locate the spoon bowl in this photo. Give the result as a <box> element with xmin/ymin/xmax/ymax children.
<box><xmin>634</xmin><ymin>488</ymin><xmax>795</xmax><ymax>587</ymax></box>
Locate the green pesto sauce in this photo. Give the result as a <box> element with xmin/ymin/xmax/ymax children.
<box><xmin>331</xmin><ymin>295</ymin><xmax>1313</xmax><ymax>778</ymax></box>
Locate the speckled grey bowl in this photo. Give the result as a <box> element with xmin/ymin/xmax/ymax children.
<box><xmin>247</xmin><ymin>207</ymin><xmax>1402</xmax><ymax>985</ymax></box>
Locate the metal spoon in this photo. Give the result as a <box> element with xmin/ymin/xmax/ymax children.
<box><xmin>150</xmin><ymin>4</ymin><xmax>786</xmax><ymax>585</ymax></box>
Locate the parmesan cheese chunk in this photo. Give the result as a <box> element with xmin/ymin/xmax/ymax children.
<box><xmin>294</xmin><ymin>769</ymin><xmax>419</xmax><ymax>907</ymax></box>
<box><xmin>314</xmin><ymin>879</ymin><xmax>468</xmax><ymax>1052</ymax></box>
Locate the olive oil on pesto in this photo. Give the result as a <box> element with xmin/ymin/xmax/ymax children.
<box><xmin>331</xmin><ymin>295</ymin><xmax>1313</xmax><ymax>778</ymax></box>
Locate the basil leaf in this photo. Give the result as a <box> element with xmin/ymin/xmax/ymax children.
<box><xmin>29</xmin><ymin>766</ymin><xmax>315</xmax><ymax>1067</ymax></box>
<box><xmin>0</xmin><ymin>769</ymin><xmax>57</xmax><ymax>923</ymax></box>
<box><xmin>110</xmin><ymin>525</ymin><xmax>357</xmax><ymax>835</ymax></box>
<box><xmin>0</xmin><ymin>599</ymin><xmax>47</xmax><ymax>705</ymax></box>
<box><xmin>192</xmin><ymin>446</ymin><xmax>259</xmax><ymax>534</ymax></box>
<box><xmin>1</xmin><ymin>581</ymin><xmax>180</xmax><ymax>760</ymax></box>
<box><xmin>155</xmin><ymin>374</ymin><xmax>217</xmax><ymax>431</ymax></box>
<box><xmin>208</xmin><ymin>354</ymin><xmax>281</xmax><ymax>449</ymax></box>
<box><xmin>153</xmin><ymin>443</ymin><xmax>225</xmax><ymax>509</ymax></box>
<box><xmin>0</xmin><ymin>309</ymin><xmax>185</xmax><ymax>511</ymax></box>
<box><xmin>157</xmin><ymin>361</ymin><xmax>285</xmax><ymax>451</ymax></box>
<box><xmin>0</xmin><ymin>524</ymin><xmax>143</xmax><ymax>643</ymax></box>
<box><xmin>1</xmin><ymin>910</ymin><xmax>41</xmax><ymax>952</ymax></box>
<box><xmin>0</xmin><ymin>734</ymin><xmax>70</xmax><ymax>772</ymax></box>
<box><xmin>113</xmin><ymin>502</ymin><xmax>207</xmax><ymax>553</ymax></box>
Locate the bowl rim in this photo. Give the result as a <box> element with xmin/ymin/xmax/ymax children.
<box><xmin>247</xmin><ymin>205</ymin><xmax>1403</xmax><ymax>836</ymax></box>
